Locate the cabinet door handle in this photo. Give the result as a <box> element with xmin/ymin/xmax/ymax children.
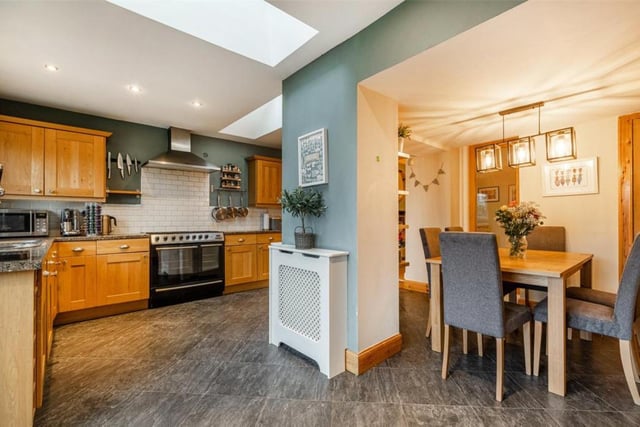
<box><xmin>72</xmin><ymin>247</ymin><xmax>84</xmax><ymax>252</ymax></box>
<box><xmin>43</xmin><ymin>270</ymin><xmax>50</xmax><ymax>277</ymax></box>
<box><xmin>238</xmin><ymin>238</ymin><xmax>245</xmax><ymax>242</ymax></box>
<box><xmin>268</xmin><ymin>237</ymin><xmax>273</xmax><ymax>241</ymax></box>
<box><xmin>119</xmin><ymin>244</ymin><xmax>130</xmax><ymax>249</ymax></box>
<box><xmin>49</xmin><ymin>271</ymin><xmax>58</xmax><ymax>277</ymax></box>
<box><xmin>48</xmin><ymin>189</ymin><xmax>56</xmax><ymax>194</ymax></box>
<box><xmin>47</xmin><ymin>260</ymin><xmax>61</xmax><ymax>266</ymax></box>
<box><xmin>33</xmin><ymin>188</ymin><xmax>42</xmax><ymax>193</ymax></box>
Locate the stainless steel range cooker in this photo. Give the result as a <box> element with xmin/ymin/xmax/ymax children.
<box><xmin>148</xmin><ymin>231</ymin><xmax>224</xmax><ymax>308</ymax></box>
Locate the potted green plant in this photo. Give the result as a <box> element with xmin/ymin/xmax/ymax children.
<box><xmin>280</xmin><ymin>186</ymin><xmax>327</xmax><ymax>249</ymax></box>
<box><xmin>398</xmin><ymin>123</ymin><xmax>412</xmax><ymax>152</ymax></box>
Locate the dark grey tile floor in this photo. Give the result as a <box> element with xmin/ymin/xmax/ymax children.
<box><xmin>35</xmin><ymin>289</ymin><xmax>640</xmax><ymax>426</ymax></box>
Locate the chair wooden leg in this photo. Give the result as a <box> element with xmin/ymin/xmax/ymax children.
<box><xmin>496</xmin><ymin>337</ymin><xmax>504</xmax><ymax>402</ymax></box>
<box><xmin>442</xmin><ymin>325</ymin><xmax>451</xmax><ymax>380</ymax></box>
<box><xmin>523</xmin><ymin>321</ymin><xmax>532</xmax><ymax>376</ymax></box>
<box><xmin>533</xmin><ymin>321</ymin><xmax>542</xmax><ymax>376</ymax></box>
<box><xmin>631</xmin><ymin>332</ymin><xmax>640</xmax><ymax>382</ymax></box>
<box><xmin>620</xmin><ymin>339</ymin><xmax>640</xmax><ymax>405</ymax></box>
<box><xmin>477</xmin><ymin>333</ymin><xmax>484</xmax><ymax>357</ymax></box>
<box><xmin>463</xmin><ymin>329</ymin><xmax>468</xmax><ymax>354</ymax></box>
<box><xmin>425</xmin><ymin>312</ymin><xmax>432</xmax><ymax>338</ymax></box>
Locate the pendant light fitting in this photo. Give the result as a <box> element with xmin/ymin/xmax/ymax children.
<box><xmin>476</xmin><ymin>101</ymin><xmax>576</xmax><ymax>173</ymax></box>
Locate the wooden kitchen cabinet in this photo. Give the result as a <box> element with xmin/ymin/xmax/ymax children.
<box><xmin>96</xmin><ymin>238</ymin><xmax>150</xmax><ymax>306</ymax></box>
<box><xmin>0</xmin><ymin>121</ymin><xmax>44</xmax><ymax>196</ymax></box>
<box><xmin>247</xmin><ymin>155</ymin><xmax>282</xmax><ymax>207</ymax></box>
<box><xmin>35</xmin><ymin>243</ymin><xmax>59</xmax><ymax>409</ymax></box>
<box><xmin>0</xmin><ymin>115</ymin><xmax>110</xmax><ymax>200</ymax></box>
<box><xmin>57</xmin><ymin>241</ymin><xmax>97</xmax><ymax>312</ymax></box>
<box><xmin>257</xmin><ymin>233</ymin><xmax>281</xmax><ymax>280</ymax></box>
<box><xmin>225</xmin><ymin>232</ymin><xmax>281</xmax><ymax>287</ymax></box>
<box><xmin>225</xmin><ymin>234</ymin><xmax>258</xmax><ymax>286</ymax></box>
<box><xmin>44</xmin><ymin>128</ymin><xmax>106</xmax><ymax>198</ymax></box>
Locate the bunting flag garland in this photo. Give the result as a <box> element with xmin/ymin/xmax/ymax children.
<box><xmin>407</xmin><ymin>162</ymin><xmax>445</xmax><ymax>192</ymax></box>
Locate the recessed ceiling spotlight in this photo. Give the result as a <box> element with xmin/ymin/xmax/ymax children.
<box><xmin>191</xmin><ymin>100</ymin><xmax>203</xmax><ymax>108</ymax></box>
<box><xmin>127</xmin><ymin>84</ymin><xmax>142</xmax><ymax>94</ymax></box>
<box><xmin>44</xmin><ymin>64</ymin><xmax>59</xmax><ymax>72</ymax></box>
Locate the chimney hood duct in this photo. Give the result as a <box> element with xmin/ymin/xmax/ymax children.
<box><xmin>142</xmin><ymin>127</ymin><xmax>220</xmax><ymax>172</ymax></box>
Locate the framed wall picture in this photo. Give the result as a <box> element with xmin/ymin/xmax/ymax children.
<box><xmin>298</xmin><ymin>128</ymin><xmax>328</xmax><ymax>187</ymax></box>
<box><xmin>478</xmin><ymin>186</ymin><xmax>499</xmax><ymax>202</ymax></box>
<box><xmin>542</xmin><ymin>157</ymin><xmax>599</xmax><ymax>197</ymax></box>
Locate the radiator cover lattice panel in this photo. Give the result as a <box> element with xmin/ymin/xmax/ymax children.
<box><xmin>278</xmin><ymin>264</ymin><xmax>321</xmax><ymax>342</ymax></box>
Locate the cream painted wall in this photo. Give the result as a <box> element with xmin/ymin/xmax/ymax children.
<box><xmin>404</xmin><ymin>150</ymin><xmax>458</xmax><ymax>284</ymax></box>
<box><xmin>356</xmin><ymin>86</ymin><xmax>399</xmax><ymax>350</ymax></box>
<box><xmin>519</xmin><ymin>116</ymin><xmax>619</xmax><ymax>292</ymax></box>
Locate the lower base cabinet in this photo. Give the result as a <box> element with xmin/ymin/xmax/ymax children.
<box><xmin>96</xmin><ymin>239</ymin><xmax>149</xmax><ymax>305</ymax></box>
<box><xmin>57</xmin><ymin>238</ymin><xmax>149</xmax><ymax>313</ymax></box>
<box><xmin>225</xmin><ymin>233</ymin><xmax>281</xmax><ymax>288</ymax></box>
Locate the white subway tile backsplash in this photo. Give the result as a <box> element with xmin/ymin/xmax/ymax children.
<box><xmin>98</xmin><ymin>168</ymin><xmax>279</xmax><ymax>234</ymax></box>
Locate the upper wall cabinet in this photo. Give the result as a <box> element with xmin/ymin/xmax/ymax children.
<box><xmin>247</xmin><ymin>155</ymin><xmax>282</xmax><ymax>207</ymax></box>
<box><xmin>0</xmin><ymin>115</ymin><xmax>110</xmax><ymax>201</ymax></box>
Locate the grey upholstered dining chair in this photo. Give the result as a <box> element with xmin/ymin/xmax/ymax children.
<box><xmin>532</xmin><ymin>235</ymin><xmax>640</xmax><ymax>405</ymax></box>
<box><xmin>420</xmin><ymin>227</ymin><xmax>482</xmax><ymax>355</ymax></box>
<box><xmin>440</xmin><ymin>232</ymin><xmax>532</xmax><ymax>402</ymax></box>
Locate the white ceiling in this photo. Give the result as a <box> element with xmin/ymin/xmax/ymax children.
<box><xmin>363</xmin><ymin>0</ymin><xmax>640</xmax><ymax>155</ymax></box>
<box><xmin>0</xmin><ymin>0</ymin><xmax>402</xmax><ymax>148</ymax></box>
<box><xmin>4</xmin><ymin>1</ymin><xmax>639</xmax><ymax>154</ymax></box>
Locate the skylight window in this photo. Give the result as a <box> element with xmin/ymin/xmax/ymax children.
<box><xmin>220</xmin><ymin>95</ymin><xmax>282</xmax><ymax>140</ymax></box>
<box><xmin>106</xmin><ymin>0</ymin><xmax>318</xmax><ymax>67</ymax></box>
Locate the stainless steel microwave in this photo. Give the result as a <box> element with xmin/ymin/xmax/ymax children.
<box><xmin>0</xmin><ymin>209</ymin><xmax>49</xmax><ymax>238</ymax></box>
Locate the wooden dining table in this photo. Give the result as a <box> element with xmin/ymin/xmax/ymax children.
<box><xmin>426</xmin><ymin>248</ymin><xmax>593</xmax><ymax>397</ymax></box>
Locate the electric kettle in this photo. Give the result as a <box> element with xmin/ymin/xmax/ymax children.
<box><xmin>101</xmin><ymin>215</ymin><xmax>117</xmax><ymax>235</ymax></box>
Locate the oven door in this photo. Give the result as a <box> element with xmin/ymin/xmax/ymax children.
<box><xmin>152</xmin><ymin>244</ymin><xmax>199</xmax><ymax>287</ymax></box>
<box><xmin>198</xmin><ymin>243</ymin><xmax>224</xmax><ymax>280</ymax></box>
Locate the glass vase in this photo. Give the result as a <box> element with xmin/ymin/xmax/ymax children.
<box><xmin>508</xmin><ymin>235</ymin><xmax>528</xmax><ymax>258</ymax></box>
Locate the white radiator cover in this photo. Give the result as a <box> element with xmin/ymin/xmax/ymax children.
<box><xmin>269</xmin><ymin>243</ymin><xmax>348</xmax><ymax>378</ymax></box>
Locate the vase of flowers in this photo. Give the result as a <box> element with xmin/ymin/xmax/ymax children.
<box><xmin>495</xmin><ymin>201</ymin><xmax>545</xmax><ymax>257</ymax></box>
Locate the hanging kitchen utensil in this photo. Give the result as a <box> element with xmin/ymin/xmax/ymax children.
<box><xmin>211</xmin><ymin>194</ymin><xmax>227</xmax><ymax>221</ymax></box>
<box><xmin>134</xmin><ymin>156</ymin><xmax>139</xmax><ymax>173</ymax></box>
<box><xmin>239</xmin><ymin>195</ymin><xmax>248</xmax><ymax>217</ymax></box>
<box><xmin>227</xmin><ymin>195</ymin><xmax>236</xmax><ymax>219</ymax></box>
<box><xmin>117</xmin><ymin>152</ymin><xmax>124</xmax><ymax>179</ymax></box>
<box><xmin>107</xmin><ymin>152</ymin><xmax>111</xmax><ymax>179</ymax></box>
<box><xmin>126</xmin><ymin>153</ymin><xmax>132</xmax><ymax>176</ymax></box>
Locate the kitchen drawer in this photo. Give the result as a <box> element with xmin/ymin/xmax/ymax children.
<box><xmin>257</xmin><ymin>233</ymin><xmax>281</xmax><ymax>245</ymax></box>
<box><xmin>97</xmin><ymin>238</ymin><xmax>149</xmax><ymax>254</ymax></box>
<box><xmin>57</xmin><ymin>241</ymin><xmax>97</xmax><ymax>257</ymax></box>
<box><xmin>225</xmin><ymin>234</ymin><xmax>257</xmax><ymax>246</ymax></box>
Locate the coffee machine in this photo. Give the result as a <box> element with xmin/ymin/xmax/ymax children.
<box><xmin>60</xmin><ymin>208</ymin><xmax>82</xmax><ymax>236</ymax></box>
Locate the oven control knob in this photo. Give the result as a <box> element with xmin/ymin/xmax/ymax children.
<box><xmin>204</xmin><ymin>234</ymin><xmax>209</xmax><ymax>239</ymax></box>
<box><xmin>185</xmin><ymin>235</ymin><xmax>190</xmax><ymax>240</ymax></box>
<box><xmin>198</xmin><ymin>234</ymin><xmax>203</xmax><ymax>240</ymax></box>
<box><xmin>179</xmin><ymin>236</ymin><xmax>183</xmax><ymax>240</ymax></box>
<box><xmin>163</xmin><ymin>236</ymin><xmax>168</xmax><ymax>241</ymax></box>
<box><xmin>171</xmin><ymin>236</ymin><xmax>176</xmax><ymax>241</ymax></box>
<box><xmin>154</xmin><ymin>237</ymin><xmax>159</xmax><ymax>242</ymax></box>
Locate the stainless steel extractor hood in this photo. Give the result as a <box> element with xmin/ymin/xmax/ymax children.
<box><xmin>143</xmin><ymin>127</ymin><xmax>220</xmax><ymax>172</ymax></box>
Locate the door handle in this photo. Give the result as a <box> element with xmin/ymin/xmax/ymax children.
<box><xmin>72</xmin><ymin>247</ymin><xmax>84</xmax><ymax>252</ymax></box>
<box><xmin>119</xmin><ymin>244</ymin><xmax>130</xmax><ymax>249</ymax></box>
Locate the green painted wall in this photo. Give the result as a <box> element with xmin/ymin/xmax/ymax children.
<box><xmin>282</xmin><ymin>0</ymin><xmax>524</xmax><ymax>349</ymax></box>
<box><xmin>0</xmin><ymin>98</ymin><xmax>280</xmax><ymax>203</ymax></box>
